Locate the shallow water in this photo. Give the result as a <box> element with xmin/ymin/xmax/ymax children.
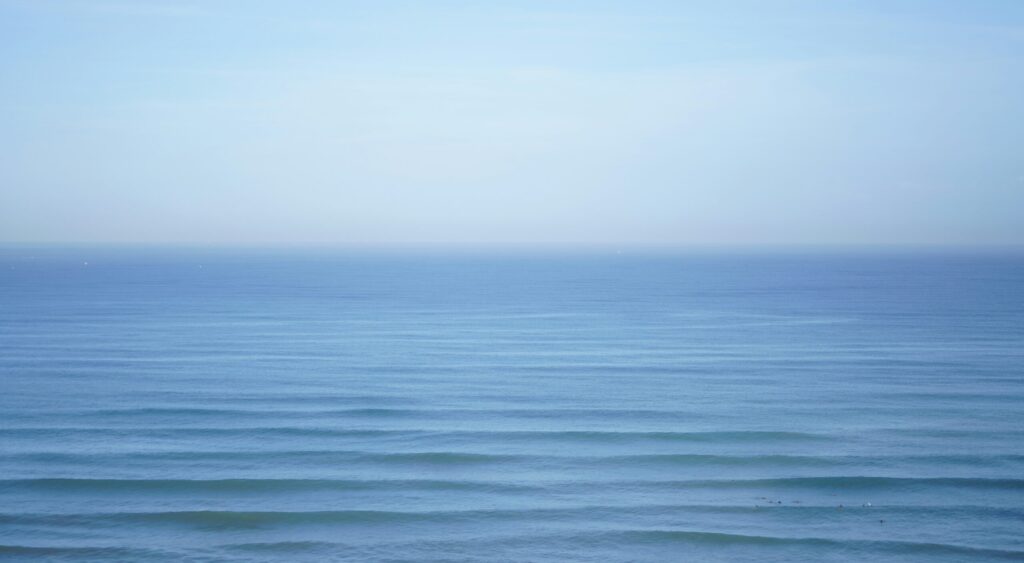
<box><xmin>2</xmin><ymin>248</ymin><xmax>1023</xmax><ymax>561</ymax></box>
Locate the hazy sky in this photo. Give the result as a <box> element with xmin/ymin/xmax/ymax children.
<box><xmin>1</xmin><ymin>0</ymin><xmax>1022</xmax><ymax>246</ymax></box>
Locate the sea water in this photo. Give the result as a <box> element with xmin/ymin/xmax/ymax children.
<box><xmin>1</xmin><ymin>248</ymin><xmax>1022</xmax><ymax>561</ymax></box>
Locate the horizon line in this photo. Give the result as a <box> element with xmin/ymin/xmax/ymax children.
<box><xmin>3</xmin><ymin>241</ymin><xmax>1023</xmax><ymax>253</ymax></box>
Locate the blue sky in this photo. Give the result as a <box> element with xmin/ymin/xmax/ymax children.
<box><xmin>1</xmin><ymin>0</ymin><xmax>1022</xmax><ymax>246</ymax></box>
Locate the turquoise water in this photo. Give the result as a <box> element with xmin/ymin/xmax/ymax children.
<box><xmin>1</xmin><ymin>248</ymin><xmax>1023</xmax><ymax>561</ymax></box>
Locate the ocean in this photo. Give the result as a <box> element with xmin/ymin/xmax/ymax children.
<box><xmin>1</xmin><ymin>247</ymin><xmax>1022</xmax><ymax>561</ymax></box>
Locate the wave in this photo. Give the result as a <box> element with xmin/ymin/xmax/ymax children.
<box><xmin>6</xmin><ymin>504</ymin><xmax>1024</xmax><ymax>529</ymax></box>
<box><xmin>598</xmin><ymin>453</ymin><xmax>1024</xmax><ymax>468</ymax></box>
<box><xmin>529</xmin><ymin>430</ymin><xmax>831</xmax><ymax>443</ymax></box>
<box><xmin>0</xmin><ymin>451</ymin><xmax>719</xmax><ymax>468</ymax></box>
<box><xmin>0</xmin><ymin>545</ymin><xmax>171</xmax><ymax>558</ymax></box>
<box><xmin>0</xmin><ymin>478</ymin><xmax>539</xmax><ymax>494</ymax></box>
<box><xmin>31</xmin><ymin>406</ymin><xmax>719</xmax><ymax>421</ymax></box>
<box><xmin>9</xmin><ymin>450</ymin><xmax>1024</xmax><ymax>472</ymax></box>
<box><xmin>224</xmin><ymin>540</ymin><xmax>342</xmax><ymax>553</ymax></box>
<box><xmin>642</xmin><ymin>476</ymin><xmax>1024</xmax><ymax>491</ymax></box>
<box><xmin>4</xmin><ymin>475</ymin><xmax>1022</xmax><ymax>496</ymax></box>
<box><xmin>3</xmin><ymin>450</ymin><xmax>844</xmax><ymax>464</ymax></box>
<box><xmin>609</xmin><ymin>530</ymin><xmax>1024</xmax><ymax>559</ymax></box>
<box><xmin>81</xmin><ymin>407</ymin><xmax>428</xmax><ymax>419</ymax></box>
<box><xmin>228</xmin><ymin>528</ymin><xmax>1024</xmax><ymax>560</ymax></box>
<box><xmin>0</xmin><ymin>427</ymin><xmax>832</xmax><ymax>444</ymax></box>
<box><xmin>598</xmin><ymin>453</ymin><xmax>843</xmax><ymax>466</ymax></box>
<box><xmin>5</xmin><ymin>530</ymin><xmax>1021</xmax><ymax>561</ymax></box>
<box><xmin>2</xmin><ymin>450</ymin><xmax>523</xmax><ymax>468</ymax></box>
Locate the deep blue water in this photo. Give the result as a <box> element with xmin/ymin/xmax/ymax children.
<box><xmin>1</xmin><ymin>248</ymin><xmax>1023</xmax><ymax>562</ymax></box>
